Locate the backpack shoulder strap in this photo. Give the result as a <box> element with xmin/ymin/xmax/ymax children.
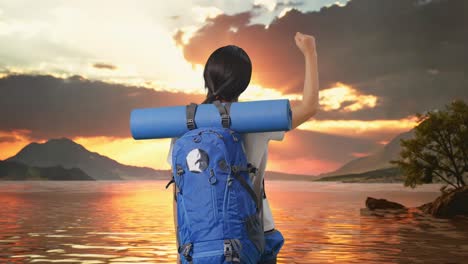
<box><xmin>213</xmin><ymin>100</ymin><xmax>232</xmax><ymax>128</ymax></box>
<box><xmin>186</xmin><ymin>103</ymin><xmax>198</xmax><ymax>130</ymax></box>
<box><xmin>225</xmin><ymin>102</ymin><xmax>232</xmax><ymax>115</ymax></box>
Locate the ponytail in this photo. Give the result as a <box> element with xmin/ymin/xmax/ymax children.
<box><xmin>202</xmin><ymin>93</ymin><xmax>217</xmax><ymax>104</ymax></box>
<box><xmin>202</xmin><ymin>92</ymin><xmax>230</xmax><ymax>104</ymax></box>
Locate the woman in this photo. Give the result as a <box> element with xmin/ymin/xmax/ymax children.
<box><xmin>167</xmin><ymin>31</ymin><xmax>319</xmax><ymax>263</ymax></box>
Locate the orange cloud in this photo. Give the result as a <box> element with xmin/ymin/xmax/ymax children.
<box><xmin>297</xmin><ymin>116</ymin><xmax>419</xmax><ymax>139</ymax></box>
<box><xmin>319</xmin><ymin>82</ymin><xmax>378</xmax><ymax>112</ymax></box>
<box><xmin>238</xmin><ymin>82</ymin><xmax>378</xmax><ymax>114</ymax></box>
<box><xmin>378</xmin><ymin>140</ymin><xmax>390</xmax><ymax>145</ymax></box>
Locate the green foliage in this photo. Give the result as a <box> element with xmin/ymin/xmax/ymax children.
<box><xmin>390</xmin><ymin>100</ymin><xmax>468</xmax><ymax>190</ymax></box>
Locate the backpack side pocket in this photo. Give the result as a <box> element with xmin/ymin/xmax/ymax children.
<box><xmin>244</xmin><ymin>213</ymin><xmax>265</xmax><ymax>254</ymax></box>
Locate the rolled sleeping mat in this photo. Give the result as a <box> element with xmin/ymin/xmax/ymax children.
<box><xmin>130</xmin><ymin>99</ymin><xmax>292</xmax><ymax>139</ymax></box>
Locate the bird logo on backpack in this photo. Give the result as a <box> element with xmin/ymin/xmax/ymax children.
<box><xmin>166</xmin><ymin>100</ymin><xmax>265</xmax><ymax>264</ymax></box>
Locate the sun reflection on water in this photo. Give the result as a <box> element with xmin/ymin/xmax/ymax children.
<box><xmin>0</xmin><ymin>181</ymin><xmax>467</xmax><ymax>263</ymax></box>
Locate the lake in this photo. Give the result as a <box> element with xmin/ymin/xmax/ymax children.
<box><xmin>0</xmin><ymin>181</ymin><xmax>467</xmax><ymax>263</ymax></box>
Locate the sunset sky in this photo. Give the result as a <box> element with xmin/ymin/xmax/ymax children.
<box><xmin>1</xmin><ymin>0</ymin><xmax>466</xmax><ymax>175</ymax></box>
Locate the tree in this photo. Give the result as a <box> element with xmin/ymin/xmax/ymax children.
<box><xmin>390</xmin><ymin>100</ymin><xmax>468</xmax><ymax>190</ymax></box>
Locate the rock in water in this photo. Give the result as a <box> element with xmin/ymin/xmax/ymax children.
<box><xmin>366</xmin><ymin>197</ymin><xmax>406</xmax><ymax>210</ymax></box>
<box><xmin>421</xmin><ymin>186</ymin><xmax>468</xmax><ymax>218</ymax></box>
<box><xmin>417</xmin><ymin>202</ymin><xmax>433</xmax><ymax>212</ymax></box>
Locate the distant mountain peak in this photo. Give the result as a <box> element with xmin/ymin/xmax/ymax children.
<box><xmin>14</xmin><ymin>137</ymin><xmax>88</xmax><ymax>158</ymax></box>
<box><xmin>320</xmin><ymin>129</ymin><xmax>415</xmax><ymax>177</ymax></box>
<box><xmin>43</xmin><ymin>137</ymin><xmax>84</xmax><ymax>147</ymax></box>
<box><xmin>46</xmin><ymin>137</ymin><xmax>76</xmax><ymax>143</ymax></box>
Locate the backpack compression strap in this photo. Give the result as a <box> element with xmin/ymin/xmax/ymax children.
<box><xmin>213</xmin><ymin>100</ymin><xmax>232</xmax><ymax>128</ymax></box>
<box><xmin>231</xmin><ymin>165</ymin><xmax>260</xmax><ymax>213</ymax></box>
<box><xmin>186</xmin><ymin>103</ymin><xmax>198</xmax><ymax>130</ymax></box>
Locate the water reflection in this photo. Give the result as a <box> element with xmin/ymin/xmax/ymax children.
<box><xmin>0</xmin><ymin>181</ymin><xmax>467</xmax><ymax>263</ymax></box>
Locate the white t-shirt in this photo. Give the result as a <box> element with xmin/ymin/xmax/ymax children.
<box><xmin>166</xmin><ymin>131</ymin><xmax>285</xmax><ymax>232</ymax></box>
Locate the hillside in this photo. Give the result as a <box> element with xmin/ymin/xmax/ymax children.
<box><xmin>0</xmin><ymin>161</ymin><xmax>94</xmax><ymax>181</ymax></box>
<box><xmin>317</xmin><ymin>167</ymin><xmax>403</xmax><ymax>183</ymax></box>
<box><xmin>266</xmin><ymin>171</ymin><xmax>317</xmax><ymax>181</ymax></box>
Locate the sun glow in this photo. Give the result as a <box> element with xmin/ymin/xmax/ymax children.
<box><xmin>73</xmin><ymin>137</ymin><xmax>172</xmax><ymax>170</ymax></box>
<box><xmin>240</xmin><ymin>83</ymin><xmax>302</xmax><ymax>101</ymax></box>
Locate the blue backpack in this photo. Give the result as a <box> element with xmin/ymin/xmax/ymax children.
<box><xmin>166</xmin><ymin>101</ymin><xmax>265</xmax><ymax>264</ymax></box>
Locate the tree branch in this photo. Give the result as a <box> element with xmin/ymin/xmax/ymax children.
<box><xmin>409</xmin><ymin>150</ymin><xmax>458</xmax><ymax>187</ymax></box>
<box><xmin>434</xmin><ymin>129</ymin><xmax>462</xmax><ymax>182</ymax></box>
<box><xmin>432</xmin><ymin>169</ymin><xmax>458</xmax><ymax>189</ymax></box>
<box><xmin>440</xmin><ymin>129</ymin><xmax>463</xmax><ymax>186</ymax></box>
<box><xmin>420</xmin><ymin>143</ymin><xmax>458</xmax><ymax>175</ymax></box>
<box><xmin>453</xmin><ymin>124</ymin><xmax>468</xmax><ymax>173</ymax></box>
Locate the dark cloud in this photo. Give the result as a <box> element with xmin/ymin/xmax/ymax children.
<box><xmin>0</xmin><ymin>74</ymin><xmax>204</xmax><ymax>139</ymax></box>
<box><xmin>177</xmin><ymin>0</ymin><xmax>468</xmax><ymax>120</ymax></box>
<box><xmin>252</xmin><ymin>0</ymin><xmax>304</xmax><ymax>11</ymax></box>
<box><xmin>92</xmin><ymin>63</ymin><xmax>117</xmax><ymax>70</ymax></box>
<box><xmin>274</xmin><ymin>1</ymin><xmax>305</xmax><ymax>10</ymax></box>
<box><xmin>252</xmin><ymin>4</ymin><xmax>264</xmax><ymax>10</ymax></box>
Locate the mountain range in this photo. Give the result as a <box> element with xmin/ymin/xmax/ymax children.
<box><xmin>2</xmin><ymin>127</ymin><xmax>415</xmax><ymax>182</ymax></box>
<box><xmin>2</xmin><ymin>138</ymin><xmax>320</xmax><ymax>181</ymax></box>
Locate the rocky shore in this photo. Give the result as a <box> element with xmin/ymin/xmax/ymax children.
<box><xmin>365</xmin><ymin>186</ymin><xmax>468</xmax><ymax>218</ymax></box>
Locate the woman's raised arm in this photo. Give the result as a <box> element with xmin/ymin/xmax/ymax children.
<box><xmin>291</xmin><ymin>32</ymin><xmax>319</xmax><ymax>129</ymax></box>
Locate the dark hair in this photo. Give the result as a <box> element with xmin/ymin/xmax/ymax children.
<box><xmin>202</xmin><ymin>45</ymin><xmax>252</xmax><ymax>104</ymax></box>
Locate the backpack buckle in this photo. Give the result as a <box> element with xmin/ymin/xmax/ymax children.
<box><xmin>209</xmin><ymin>169</ymin><xmax>217</xmax><ymax>184</ymax></box>
<box><xmin>176</xmin><ymin>165</ymin><xmax>185</xmax><ymax>176</ymax></box>
<box><xmin>224</xmin><ymin>240</ymin><xmax>241</xmax><ymax>263</ymax></box>
<box><xmin>186</xmin><ymin>118</ymin><xmax>196</xmax><ymax>130</ymax></box>
<box><xmin>179</xmin><ymin>243</ymin><xmax>193</xmax><ymax>262</ymax></box>
<box><xmin>221</xmin><ymin>114</ymin><xmax>230</xmax><ymax>128</ymax></box>
<box><xmin>231</xmin><ymin>166</ymin><xmax>238</xmax><ymax>174</ymax></box>
<box><xmin>247</xmin><ymin>163</ymin><xmax>258</xmax><ymax>176</ymax></box>
<box><xmin>224</xmin><ymin>241</ymin><xmax>232</xmax><ymax>261</ymax></box>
